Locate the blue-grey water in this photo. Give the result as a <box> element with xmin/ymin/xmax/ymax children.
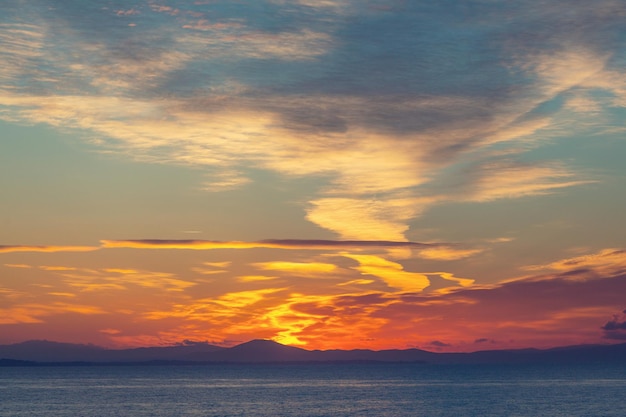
<box><xmin>1</xmin><ymin>363</ymin><xmax>625</xmax><ymax>416</ymax></box>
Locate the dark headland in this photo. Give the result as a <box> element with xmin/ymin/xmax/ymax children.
<box><xmin>1</xmin><ymin>339</ymin><xmax>626</xmax><ymax>366</ymax></box>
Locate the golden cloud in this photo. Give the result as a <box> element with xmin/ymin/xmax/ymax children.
<box><xmin>525</xmin><ymin>248</ymin><xmax>626</xmax><ymax>276</ymax></box>
<box><xmin>253</xmin><ymin>261</ymin><xmax>337</xmax><ymax>274</ymax></box>
<box><xmin>418</xmin><ymin>247</ymin><xmax>483</xmax><ymax>261</ymax></box>
<box><xmin>341</xmin><ymin>254</ymin><xmax>430</xmax><ymax>292</ymax></box>
<box><xmin>0</xmin><ymin>245</ymin><xmax>99</xmax><ymax>254</ymax></box>
<box><xmin>0</xmin><ymin>302</ymin><xmax>105</xmax><ymax>324</ymax></box>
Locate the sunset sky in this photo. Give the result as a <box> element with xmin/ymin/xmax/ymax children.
<box><xmin>1</xmin><ymin>1</ymin><xmax>626</xmax><ymax>352</ymax></box>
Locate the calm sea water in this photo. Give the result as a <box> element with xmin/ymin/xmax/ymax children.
<box><xmin>1</xmin><ymin>362</ymin><xmax>625</xmax><ymax>416</ymax></box>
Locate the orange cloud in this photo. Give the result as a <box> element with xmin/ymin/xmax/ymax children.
<box><xmin>0</xmin><ymin>302</ymin><xmax>105</xmax><ymax>324</ymax></box>
<box><xmin>48</xmin><ymin>292</ymin><xmax>77</xmax><ymax>298</ymax></box>
<box><xmin>418</xmin><ymin>247</ymin><xmax>483</xmax><ymax>261</ymax></box>
<box><xmin>101</xmin><ymin>239</ymin><xmax>432</xmax><ymax>251</ymax></box>
<box><xmin>253</xmin><ymin>261</ymin><xmax>337</xmax><ymax>274</ymax></box>
<box><xmin>341</xmin><ymin>254</ymin><xmax>430</xmax><ymax>292</ymax></box>
<box><xmin>433</xmin><ymin>272</ymin><xmax>475</xmax><ymax>288</ymax></box>
<box><xmin>237</xmin><ymin>275</ymin><xmax>278</xmax><ymax>283</ymax></box>
<box><xmin>306</xmin><ymin>197</ymin><xmax>431</xmax><ymax>241</ymax></box>
<box><xmin>99</xmin><ymin>328</ymin><xmax>122</xmax><ymax>335</ymax></box>
<box><xmin>0</xmin><ymin>245</ymin><xmax>99</xmax><ymax>254</ymax></box>
<box><xmin>40</xmin><ymin>266</ymin><xmax>78</xmax><ymax>271</ymax></box>
<box><xmin>191</xmin><ymin>261</ymin><xmax>231</xmax><ymax>275</ymax></box>
<box><xmin>103</xmin><ymin>268</ymin><xmax>140</xmax><ymax>274</ymax></box>
<box><xmin>61</xmin><ymin>268</ymin><xmax>197</xmax><ymax>293</ymax></box>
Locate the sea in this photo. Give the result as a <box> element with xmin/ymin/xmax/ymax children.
<box><xmin>1</xmin><ymin>362</ymin><xmax>625</xmax><ymax>416</ymax></box>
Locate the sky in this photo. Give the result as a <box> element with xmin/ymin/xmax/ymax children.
<box><xmin>1</xmin><ymin>0</ymin><xmax>626</xmax><ymax>352</ymax></box>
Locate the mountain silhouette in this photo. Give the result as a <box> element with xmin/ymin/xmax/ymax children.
<box><xmin>0</xmin><ymin>340</ymin><xmax>224</xmax><ymax>363</ymax></box>
<box><xmin>1</xmin><ymin>339</ymin><xmax>625</xmax><ymax>365</ymax></box>
<box><xmin>192</xmin><ymin>339</ymin><xmax>312</xmax><ymax>363</ymax></box>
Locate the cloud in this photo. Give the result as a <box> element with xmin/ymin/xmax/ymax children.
<box><xmin>340</xmin><ymin>254</ymin><xmax>430</xmax><ymax>292</ymax></box>
<box><xmin>40</xmin><ymin>266</ymin><xmax>78</xmax><ymax>271</ymax></box>
<box><xmin>0</xmin><ymin>23</ymin><xmax>44</xmax><ymax>82</ymax></box>
<box><xmin>61</xmin><ymin>268</ymin><xmax>197</xmax><ymax>293</ymax></box>
<box><xmin>99</xmin><ymin>328</ymin><xmax>122</xmax><ymax>335</ymax></box>
<box><xmin>0</xmin><ymin>303</ymin><xmax>105</xmax><ymax>324</ymax></box>
<box><xmin>200</xmin><ymin>170</ymin><xmax>251</xmax><ymax>192</ymax></box>
<box><xmin>253</xmin><ymin>261</ymin><xmax>337</xmax><ymax>274</ymax></box>
<box><xmin>0</xmin><ymin>245</ymin><xmax>99</xmax><ymax>254</ymax></box>
<box><xmin>191</xmin><ymin>261</ymin><xmax>230</xmax><ymax>276</ymax></box>
<box><xmin>602</xmin><ymin>310</ymin><xmax>626</xmax><ymax>340</ymax></box>
<box><xmin>602</xmin><ymin>319</ymin><xmax>626</xmax><ymax>331</ymax></box>
<box><xmin>0</xmin><ymin>286</ymin><xmax>25</xmax><ymax>299</ymax></box>
<box><xmin>142</xmin><ymin>288</ymin><xmax>290</xmax><ymax>344</ymax></box>
<box><xmin>268</xmin><ymin>0</ymin><xmax>346</xmax><ymax>10</ymax></box>
<box><xmin>418</xmin><ymin>247</ymin><xmax>483</xmax><ymax>261</ymax></box>
<box><xmin>100</xmin><ymin>238</ymin><xmax>434</xmax><ymax>251</ymax></box>
<box><xmin>4</xmin><ymin>263</ymin><xmax>32</xmax><ymax>269</ymax></box>
<box><xmin>525</xmin><ymin>248</ymin><xmax>626</xmax><ymax>276</ymax></box>
<box><xmin>236</xmin><ymin>275</ymin><xmax>278</xmax><ymax>283</ymax></box>
<box><xmin>48</xmin><ymin>292</ymin><xmax>77</xmax><ymax>298</ymax></box>
<box><xmin>306</xmin><ymin>196</ymin><xmax>432</xmax><ymax>241</ymax></box>
<box><xmin>460</xmin><ymin>160</ymin><xmax>594</xmax><ymax>202</ymax></box>
<box><xmin>433</xmin><ymin>273</ymin><xmax>475</xmax><ymax>289</ymax></box>
<box><xmin>184</xmin><ymin>28</ymin><xmax>333</xmax><ymax>61</ymax></box>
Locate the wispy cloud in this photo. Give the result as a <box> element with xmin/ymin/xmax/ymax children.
<box><xmin>524</xmin><ymin>248</ymin><xmax>626</xmax><ymax>276</ymax></box>
<box><xmin>461</xmin><ymin>160</ymin><xmax>594</xmax><ymax>202</ymax></box>
<box><xmin>60</xmin><ymin>267</ymin><xmax>197</xmax><ymax>293</ymax></box>
<box><xmin>0</xmin><ymin>245</ymin><xmax>99</xmax><ymax>254</ymax></box>
<box><xmin>0</xmin><ymin>303</ymin><xmax>105</xmax><ymax>325</ymax></box>
<box><xmin>253</xmin><ymin>261</ymin><xmax>337</xmax><ymax>274</ymax></box>
<box><xmin>100</xmin><ymin>239</ymin><xmax>435</xmax><ymax>251</ymax></box>
<box><xmin>4</xmin><ymin>263</ymin><xmax>32</xmax><ymax>269</ymax></box>
<box><xmin>417</xmin><ymin>247</ymin><xmax>484</xmax><ymax>261</ymax></box>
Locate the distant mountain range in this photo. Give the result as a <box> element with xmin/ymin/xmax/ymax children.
<box><xmin>1</xmin><ymin>339</ymin><xmax>625</xmax><ymax>366</ymax></box>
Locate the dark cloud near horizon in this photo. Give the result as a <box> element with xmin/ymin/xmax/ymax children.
<box><xmin>602</xmin><ymin>310</ymin><xmax>626</xmax><ymax>340</ymax></box>
<box><xmin>428</xmin><ymin>340</ymin><xmax>450</xmax><ymax>347</ymax></box>
<box><xmin>602</xmin><ymin>321</ymin><xmax>626</xmax><ymax>331</ymax></box>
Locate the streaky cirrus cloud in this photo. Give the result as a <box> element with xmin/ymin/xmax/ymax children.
<box><xmin>524</xmin><ymin>248</ymin><xmax>626</xmax><ymax>276</ymax></box>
